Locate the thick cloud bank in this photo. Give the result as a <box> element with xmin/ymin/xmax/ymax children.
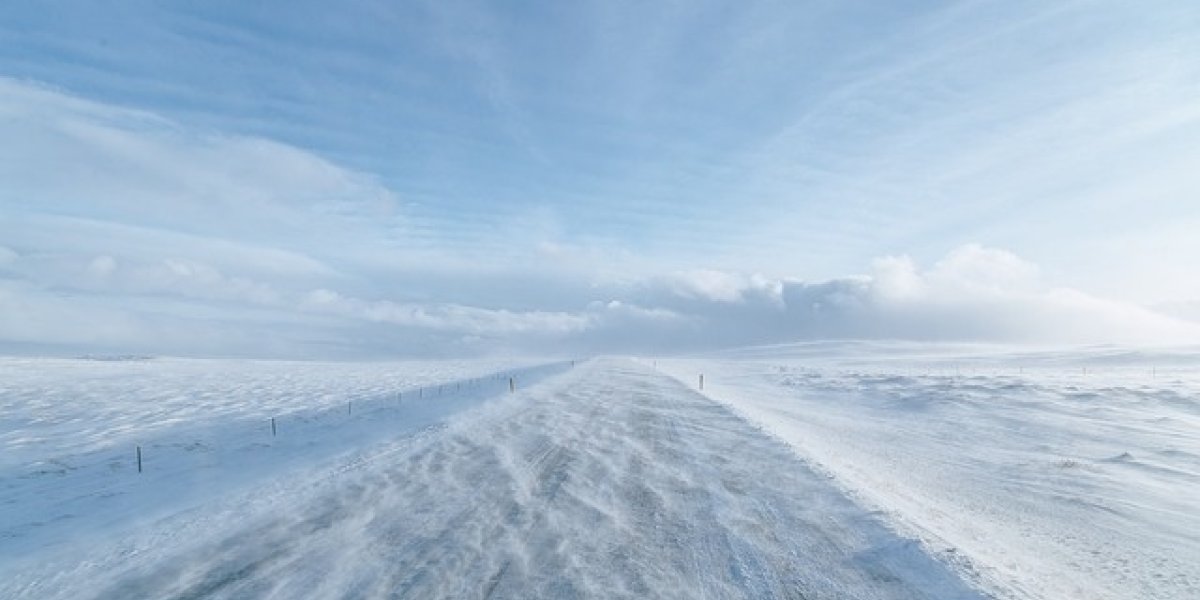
<box><xmin>584</xmin><ymin>245</ymin><xmax>1199</xmax><ymax>354</ymax></box>
<box><xmin>3</xmin><ymin>239</ymin><xmax>1196</xmax><ymax>357</ymax></box>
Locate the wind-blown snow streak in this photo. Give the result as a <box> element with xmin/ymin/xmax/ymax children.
<box><xmin>0</xmin><ymin>356</ymin><xmax>540</xmax><ymax>471</ymax></box>
<box><xmin>1</xmin><ymin>358</ymin><xmax>985</xmax><ymax>599</ymax></box>
<box><xmin>658</xmin><ymin>343</ymin><xmax>1200</xmax><ymax>600</ymax></box>
<box><xmin>0</xmin><ymin>356</ymin><xmax>558</xmax><ymax>562</ymax></box>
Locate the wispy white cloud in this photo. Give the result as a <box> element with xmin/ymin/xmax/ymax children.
<box><xmin>1</xmin><ymin>78</ymin><xmax>402</xmax><ymax>241</ymax></box>
<box><xmin>707</xmin><ymin>1</ymin><xmax>1200</xmax><ymax>293</ymax></box>
<box><xmin>300</xmin><ymin>288</ymin><xmax>589</xmax><ymax>336</ymax></box>
<box><xmin>3</xmin><ymin>2</ymin><xmax>1199</xmax><ymax>357</ymax></box>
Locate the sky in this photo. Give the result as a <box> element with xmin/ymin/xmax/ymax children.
<box><xmin>2</xmin><ymin>0</ymin><xmax>1199</xmax><ymax>358</ymax></box>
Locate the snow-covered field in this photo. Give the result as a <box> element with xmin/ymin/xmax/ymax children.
<box><xmin>657</xmin><ymin>342</ymin><xmax>1200</xmax><ymax>600</ymax></box>
<box><xmin>2</xmin><ymin>345</ymin><xmax>1196</xmax><ymax>599</ymax></box>
<box><xmin>0</xmin><ymin>356</ymin><xmax>559</xmax><ymax>568</ymax></box>
<box><xmin>2</xmin><ymin>356</ymin><xmax>984</xmax><ymax>599</ymax></box>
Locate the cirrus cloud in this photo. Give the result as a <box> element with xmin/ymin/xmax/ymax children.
<box><xmin>2</xmin><ymin>79</ymin><xmax>1196</xmax><ymax>358</ymax></box>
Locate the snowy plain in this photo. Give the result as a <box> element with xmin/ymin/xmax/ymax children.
<box><xmin>3</xmin><ymin>354</ymin><xmax>988</xmax><ymax>599</ymax></box>
<box><xmin>0</xmin><ymin>356</ymin><xmax>558</xmax><ymax>572</ymax></box>
<box><xmin>657</xmin><ymin>342</ymin><xmax>1200</xmax><ymax>600</ymax></box>
<box><xmin>1</xmin><ymin>345</ymin><xmax>1196</xmax><ymax>599</ymax></box>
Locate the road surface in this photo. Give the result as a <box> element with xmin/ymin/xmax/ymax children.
<box><xmin>31</xmin><ymin>359</ymin><xmax>988</xmax><ymax>599</ymax></box>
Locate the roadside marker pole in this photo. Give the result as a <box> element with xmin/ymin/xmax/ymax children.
<box><xmin>136</xmin><ymin>445</ymin><xmax>142</xmax><ymax>473</ymax></box>
<box><xmin>509</xmin><ymin>377</ymin><xmax>515</xmax><ymax>393</ymax></box>
<box><xmin>699</xmin><ymin>374</ymin><xmax>704</xmax><ymax>390</ymax></box>
<box><xmin>271</xmin><ymin>417</ymin><xmax>277</xmax><ymax>437</ymax></box>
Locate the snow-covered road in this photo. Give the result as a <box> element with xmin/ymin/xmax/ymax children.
<box><xmin>4</xmin><ymin>358</ymin><xmax>986</xmax><ymax>599</ymax></box>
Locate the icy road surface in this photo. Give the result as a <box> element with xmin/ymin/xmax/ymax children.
<box><xmin>3</xmin><ymin>358</ymin><xmax>985</xmax><ymax>599</ymax></box>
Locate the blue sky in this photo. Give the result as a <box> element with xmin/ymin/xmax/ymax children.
<box><xmin>2</xmin><ymin>0</ymin><xmax>1199</xmax><ymax>357</ymax></box>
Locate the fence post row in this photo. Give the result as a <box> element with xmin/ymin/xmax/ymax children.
<box><xmin>124</xmin><ymin>372</ymin><xmax>530</xmax><ymax>477</ymax></box>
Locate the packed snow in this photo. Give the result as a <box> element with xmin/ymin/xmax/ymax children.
<box><xmin>656</xmin><ymin>342</ymin><xmax>1200</xmax><ymax>599</ymax></box>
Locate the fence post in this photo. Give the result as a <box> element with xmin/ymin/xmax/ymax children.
<box><xmin>509</xmin><ymin>377</ymin><xmax>515</xmax><ymax>393</ymax></box>
<box><xmin>348</xmin><ymin>401</ymin><xmax>352</xmax><ymax>415</ymax></box>
<box><xmin>136</xmin><ymin>445</ymin><xmax>142</xmax><ymax>473</ymax></box>
<box><xmin>699</xmin><ymin>374</ymin><xmax>704</xmax><ymax>390</ymax></box>
<box><xmin>271</xmin><ymin>417</ymin><xmax>277</xmax><ymax>437</ymax></box>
